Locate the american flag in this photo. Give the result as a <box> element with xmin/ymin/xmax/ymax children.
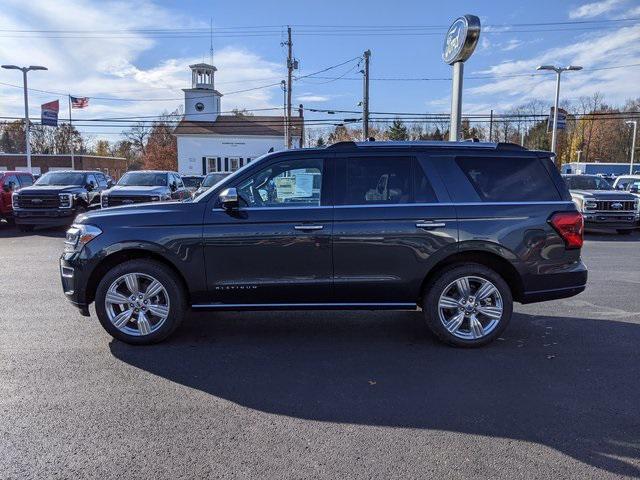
<box><xmin>70</xmin><ymin>96</ymin><xmax>89</xmax><ymax>109</ymax></box>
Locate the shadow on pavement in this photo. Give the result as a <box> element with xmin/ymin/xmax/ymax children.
<box><xmin>585</xmin><ymin>229</ymin><xmax>640</xmax><ymax>242</ymax></box>
<box><xmin>110</xmin><ymin>310</ymin><xmax>640</xmax><ymax>476</ymax></box>
<box><xmin>0</xmin><ymin>223</ymin><xmax>66</xmax><ymax>238</ymax></box>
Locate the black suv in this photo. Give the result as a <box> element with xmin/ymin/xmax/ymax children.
<box><xmin>101</xmin><ymin>170</ymin><xmax>190</xmax><ymax>208</ymax></box>
<box><xmin>562</xmin><ymin>174</ymin><xmax>638</xmax><ymax>234</ymax></box>
<box><xmin>60</xmin><ymin>142</ymin><xmax>587</xmax><ymax>347</ymax></box>
<box><xmin>13</xmin><ymin>170</ymin><xmax>109</xmax><ymax>231</ymax></box>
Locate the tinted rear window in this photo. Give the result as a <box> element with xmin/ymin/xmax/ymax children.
<box><xmin>455</xmin><ymin>157</ymin><xmax>561</xmax><ymax>202</ymax></box>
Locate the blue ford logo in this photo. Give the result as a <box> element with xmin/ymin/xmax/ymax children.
<box><xmin>442</xmin><ymin>15</ymin><xmax>481</xmax><ymax>65</ymax></box>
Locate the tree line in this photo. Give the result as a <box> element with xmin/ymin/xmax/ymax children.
<box><xmin>308</xmin><ymin>93</ymin><xmax>640</xmax><ymax>164</ymax></box>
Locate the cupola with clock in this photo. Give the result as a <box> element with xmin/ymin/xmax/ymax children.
<box><xmin>183</xmin><ymin>63</ymin><xmax>222</xmax><ymax>122</ymax></box>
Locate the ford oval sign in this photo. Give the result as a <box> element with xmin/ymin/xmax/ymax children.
<box><xmin>442</xmin><ymin>14</ymin><xmax>481</xmax><ymax>65</ymax></box>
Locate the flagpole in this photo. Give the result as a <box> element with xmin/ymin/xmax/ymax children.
<box><xmin>68</xmin><ymin>95</ymin><xmax>75</xmax><ymax>170</ymax></box>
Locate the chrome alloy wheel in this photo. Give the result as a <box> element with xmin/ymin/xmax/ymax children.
<box><xmin>437</xmin><ymin>275</ymin><xmax>503</xmax><ymax>340</ymax></box>
<box><xmin>104</xmin><ymin>272</ymin><xmax>170</xmax><ymax>337</ymax></box>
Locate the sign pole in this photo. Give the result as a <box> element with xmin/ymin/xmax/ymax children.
<box><xmin>442</xmin><ymin>15</ymin><xmax>480</xmax><ymax>142</ymax></box>
<box><xmin>449</xmin><ymin>61</ymin><xmax>464</xmax><ymax>141</ymax></box>
<box><xmin>68</xmin><ymin>95</ymin><xmax>75</xmax><ymax>170</ymax></box>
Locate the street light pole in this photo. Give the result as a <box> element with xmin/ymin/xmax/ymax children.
<box><xmin>536</xmin><ymin>65</ymin><xmax>582</xmax><ymax>165</ymax></box>
<box><xmin>626</xmin><ymin>120</ymin><xmax>637</xmax><ymax>175</ymax></box>
<box><xmin>1</xmin><ymin>64</ymin><xmax>48</xmax><ymax>173</ymax></box>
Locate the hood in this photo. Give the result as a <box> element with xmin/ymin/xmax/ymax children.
<box><xmin>75</xmin><ymin>200</ymin><xmax>205</xmax><ymax>228</ymax></box>
<box><xmin>18</xmin><ymin>184</ymin><xmax>85</xmax><ymax>195</ymax></box>
<box><xmin>105</xmin><ymin>185</ymin><xmax>168</xmax><ymax>196</ymax></box>
<box><xmin>569</xmin><ymin>189</ymin><xmax>637</xmax><ymax>200</ymax></box>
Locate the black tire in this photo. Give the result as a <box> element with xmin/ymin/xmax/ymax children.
<box><xmin>95</xmin><ymin>259</ymin><xmax>186</xmax><ymax>345</ymax></box>
<box><xmin>616</xmin><ymin>229</ymin><xmax>633</xmax><ymax>235</ymax></box>
<box><xmin>18</xmin><ymin>224</ymin><xmax>34</xmax><ymax>232</ymax></box>
<box><xmin>423</xmin><ymin>263</ymin><xmax>513</xmax><ymax>348</ymax></box>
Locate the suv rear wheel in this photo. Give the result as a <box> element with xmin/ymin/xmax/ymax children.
<box><xmin>95</xmin><ymin>259</ymin><xmax>186</xmax><ymax>345</ymax></box>
<box><xmin>424</xmin><ymin>264</ymin><xmax>513</xmax><ymax>347</ymax></box>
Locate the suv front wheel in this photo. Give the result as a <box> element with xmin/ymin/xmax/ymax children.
<box><xmin>424</xmin><ymin>264</ymin><xmax>513</xmax><ymax>347</ymax></box>
<box><xmin>95</xmin><ymin>259</ymin><xmax>186</xmax><ymax>345</ymax></box>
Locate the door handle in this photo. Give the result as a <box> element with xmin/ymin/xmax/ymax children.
<box><xmin>294</xmin><ymin>225</ymin><xmax>324</xmax><ymax>231</ymax></box>
<box><xmin>416</xmin><ymin>221</ymin><xmax>446</xmax><ymax>229</ymax></box>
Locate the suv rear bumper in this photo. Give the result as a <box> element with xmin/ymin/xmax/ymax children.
<box><xmin>520</xmin><ymin>259</ymin><xmax>588</xmax><ymax>304</ymax></box>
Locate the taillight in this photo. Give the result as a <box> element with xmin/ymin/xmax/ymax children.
<box><xmin>549</xmin><ymin>211</ymin><xmax>584</xmax><ymax>249</ymax></box>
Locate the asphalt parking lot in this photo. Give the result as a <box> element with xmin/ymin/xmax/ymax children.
<box><xmin>1</xmin><ymin>224</ymin><xmax>639</xmax><ymax>479</ymax></box>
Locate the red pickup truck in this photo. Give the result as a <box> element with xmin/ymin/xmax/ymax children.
<box><xmin>0</xmin><ymin>171</ymin><xmax>35</xmax><ymax>225</ymax></box>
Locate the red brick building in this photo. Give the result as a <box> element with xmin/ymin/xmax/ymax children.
<box><xmin>0</xmin><ymin>154</ymin><xmax>128</xmax><ymax>179</ymax></box>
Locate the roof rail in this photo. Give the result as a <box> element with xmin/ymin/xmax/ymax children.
<box><xmin>496</xmin><ymin>142</ymin><xmax>527</xmax><ymax>150</ymax></box>
<box><xmin>326</xmin><ymin>141</ymin><xmax>357</xmax><ymax>149</ymax></box>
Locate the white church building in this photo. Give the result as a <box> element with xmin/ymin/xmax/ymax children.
<box><xmin>174</xmin><ymin>63</ymin><xmax>303</xmax><ymax>176</ymax></box>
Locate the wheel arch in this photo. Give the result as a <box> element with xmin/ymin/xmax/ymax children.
<box><xmin>86</xmin><ymin>247</ymin><xmax>190</xmax><ymax>306</ymax></box>
<box><xmin>419</xmin><ymin>248</ymin><xmax>524</xmax><ymax>304</ymax></box>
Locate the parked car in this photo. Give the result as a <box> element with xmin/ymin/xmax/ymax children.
<box><xmin>612</xmin><ymin>175</ymin><xmax>640</xmax><ymax>226</ymax></box>
<box><xmin>13</xmin><ymin>170</ymin><xmax>108</xmax><ymax>231</ymax></box>
<box><xmin>0</xmin><ymin>171</ymin><xmax>35</xmax><ymax>225</ymax></box>
<box><xmin>563</xmin><ymin>174</ymin><xmax>638</xmax><ymax>234</ymax></box>
<box><xmin>181</xmin><ymin>175</ymin><xmax>204</xmax><ymax>195</ymax></box>
<box><xmin>61</xmin><ymin>141</ymin><xmax>587</xmax><ymax>347</ymax></box>
<box><xmin>101</xmin><ymin>170</ymin><xmax>191</xmax><ymax>208</ymax></box>
<box><xmin>192</xmin><ymin>172</ymin><xmax>228</xmax><ymax>198</ymax></box>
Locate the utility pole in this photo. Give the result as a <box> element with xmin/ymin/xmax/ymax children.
<box><xmin>626</xmin><ymin>120</ymin><xmax>637</xmax><ymax>174</ymax></box>
<box><xmin>362</xmin><ymin>50</ymin><xmax>371</xmax><ymax>140</ymax></box>
<box><xmin>284</xmin><ymin>26</ymin><xmax>296</xmax><ymax>149</ymax></box>
<box><xmin>489</xmin><ymin>109</ymin><xmax>493</xmax><ymax>142</ymax></box>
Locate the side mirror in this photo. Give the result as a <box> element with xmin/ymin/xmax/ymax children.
<box><xmin>107</xmin><ymin>180</ymin><xmax>114</xmax><ymax>188</ymax></box>
<box><xmin>630</xmin><ymin>186</ymin><xmax>639</xmax><ymax>194</ymax></box>
<box><xmin>219</xmin><ymin>187</ymin><xmax>239</xmax><ymax>209</ymax></box>
<box><xmin>85</xmin><ymin>182</ymin><xmax>94</xmax><ymax>191</ymax></box>
<box><xmin>170</xmin><ymin>182</ymin><xmax>177</xmax><ymax>192</ymax></box>
<box><xmin>2</xmin><ymin>183</ymin><xmax>12</xmax><ymax>193</ymax></box>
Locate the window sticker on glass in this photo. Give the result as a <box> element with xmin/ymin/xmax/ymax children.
<box><xmin>293</xmin><ymin>173</ymin><xmax>315</xmax><ymax>198</ymax></box>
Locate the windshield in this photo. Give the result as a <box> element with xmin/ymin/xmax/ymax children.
<box><xmin>35</xmin><ymin>172</ymin><xmax>85</xmax><ymax>186</ymax></box>
<box><xmin>118</xmin><ymin>172</ymin><xmax>167</xmax><ymax>187</ymax></box>
<box><xmin>182</xmin><ymin>177</ymin><xmax>202</xmax><ymax>188</ymax></box>
<box><xmin>564</xmin><ymin>176</ymin><xmax>612</xmax><ymax>191</ymax></box>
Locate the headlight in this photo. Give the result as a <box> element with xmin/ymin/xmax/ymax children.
<box><xmin>64</xmin><ymin>224</ymin><xmax>102</xmax><ymax>253</ymax></box>
<box><xmin>584</xmin><ymin>201</ymin><xmax>597</xmax><ymax>210</ymax></box>
<box><xmin>101</xmin><ymin>195</ymin><xmax>108</xmax><ymax>208</ymax></box>
<box><xmin>12</xmin><ymin>192</ymin><xmax>19</xmax><ymax>209</ymax></box>
<box><xmin>59</xmin><ymin>193</ymin><xmax>73</xmax><ymax>209</ymax></box>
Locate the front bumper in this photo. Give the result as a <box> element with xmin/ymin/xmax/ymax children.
<box><xmin>582</xmin><ymin>212</ymin><xmax>636</xmax><ymax>230</ymax></box>
<box><xmin>15</xmin><ymin>208</ymin><xmax>76</xmax><ymax>226</ymax></box>
<box><xmin>60</xmin><ymin>253</ymin><xmax>97</xmax><ymax>316</ymax></box>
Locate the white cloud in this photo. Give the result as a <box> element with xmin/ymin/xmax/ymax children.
<box><xmin>296</xmin><ymin>94</ymin><xmax>330</xmax><ymax>102</ymax></box>
<box><xmin>0</xmin><ymin>0</ymin><xmax>284</xmax><ymax>140</ymax></box>
<box><xmin>466</xmin><ymin>24</ymin><xmax>640</xmax><ymax>108</ymax></box>
<box><xmin>569</xmin><ymin>0</ymin><xmax>623</xmax><ymax>19</ymax></box>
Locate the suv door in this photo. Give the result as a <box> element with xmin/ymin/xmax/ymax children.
<box><xmin>202</xmin><ymin>156</ymin><xmax>332</xmax><ymax>305</ymax></box>
<box><xmin>332</xmin><ymin>153</ymin><xmax>457</xmax><ymax>304</ymax></box>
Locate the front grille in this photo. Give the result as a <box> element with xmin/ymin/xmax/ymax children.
<box><xmin>17</xmin><ymin>196</ymin><xmax>59</xmax><ymax>209</ymax></box>
<box><xmin>107</xmin><ymin>196</ymin><xmax>153</xmax><ymax>207</ymax></box>
<box><xmin>594</xmin><ymin>200</ymin><xmax>636</xmax><ymax>212</ymax></box>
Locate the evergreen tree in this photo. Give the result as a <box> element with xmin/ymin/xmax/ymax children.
<box><xmin>387</xmin><ymin>119</ymin><xmax>408</xmax><ymax>141</ymax></box>
<box><xmin>316</xmin><ymin>136</ymin><xmax>325</xmax><ymax>147</ymax></box>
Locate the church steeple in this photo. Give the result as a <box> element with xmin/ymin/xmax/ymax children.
<box><xmin>189</xmin><ymin>63</ymin><xmax>217</xmax><ymax>90</ymax></box>
<box><xmin>183</xmin><ymin>63</ymin><xmax>222</xmax><ymax>122</ymax></box>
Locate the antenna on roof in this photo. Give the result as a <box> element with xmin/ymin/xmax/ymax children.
<box><xmin>209</xmin><ymin>18</ymin><xmax>214</xmax><ymax>65</ymax></box>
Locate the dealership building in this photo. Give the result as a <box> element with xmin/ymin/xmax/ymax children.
<box><xmin>174</xmin><ymin>63</ymin><xmax>303</xmax><ymax>177</ymax></box>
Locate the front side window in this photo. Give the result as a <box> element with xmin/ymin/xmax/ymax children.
<box><xmin>4</xmin><ymin>175</ymin><xmax>19</xmax><ymax>191</ymax></box>
<box><xmin>95</xmin><ymin>173</ymin><xmax>108</xmax><ymax>188</ymax></box>
<box><xmin>235</xmin><ymin>158</ymin><xmax>323</xmax><ymax>207</ymax></box>
<box><xmin>35</xmin><ymin>172</ymin><xmax>85</xmax><ymax>186</ymax></box>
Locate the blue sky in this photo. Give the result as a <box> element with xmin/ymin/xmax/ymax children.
<box><xmin>1</xmin><ymin>0</ymin><xmax>639</xmax><ymax>141</ymax></box>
